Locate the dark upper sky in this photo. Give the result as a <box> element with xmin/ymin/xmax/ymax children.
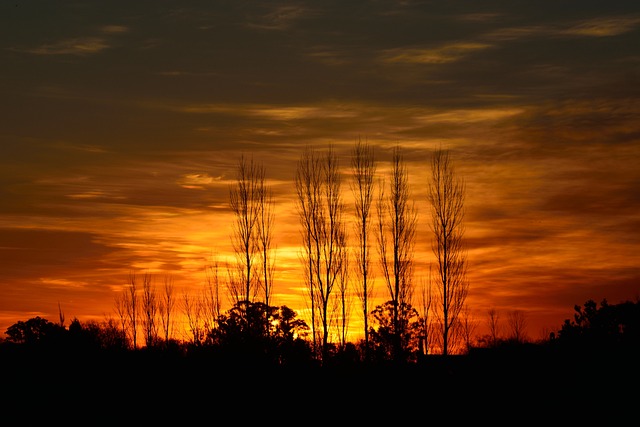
<box><xmin>1</xmin><ymin>0</ymin><xmax>639</xmax><ymax>342</ymax></box>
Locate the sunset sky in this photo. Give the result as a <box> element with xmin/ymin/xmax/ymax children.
<box><xmin>1</xmin><ymin>1</ymin><xmax>639</xmax><ymax>343</ymax></box>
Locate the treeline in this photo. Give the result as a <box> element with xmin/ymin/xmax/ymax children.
<box><xmin>2</xmin><ymin>297</ymin><xmax>638</xmax><ymax>368</ymax></box>
<box><xmin>4</xmin><ymin>300</ymin><xmax>636</xmax><ymax>424</ymax></box>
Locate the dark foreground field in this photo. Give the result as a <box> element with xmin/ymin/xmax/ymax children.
<box><xmin>2</xmin><ymin>346</ymin><xmax>636</xmax><ymax>424</ymax></box>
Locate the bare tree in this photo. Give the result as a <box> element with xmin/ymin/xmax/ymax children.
<box><xmin>114</xmin><ymin>293</ymin><xmax>130</xmax><ymax>349</ymax></box>
<box><xmin>201</xmin><ymin>255</ymin><xmax>223</xmax><ymax>336</ymax></box>
<box><xmin>140</xmin><ymin>272</ymin><xmax>159</xmax><ymax>348</ymax></box>
<box><xmin>124</xmin><ymin>272</ymin><xmax>140</xmax><ymax>349</ymax></box>
<box><xmin>376</xmin><ymin>144</ymin><xmax>417</xmax><ymax>362</ymax></box>
<box><xmin>418</xmin><ymin>276</ymin><xmax>432</xmax><ymax>356</ymax></box>
<box><xmin>507</xmin><ymin>310</ymin><xmax>528</xmax><ymax>343</ymax></box>
<box><xmin>296</xmin><ymin>149</ymin><xmax>320</xmax><ymax>355</ymax></box>
<box><xmin>428</xmin><ymin>147</ymin><xmax>469</xmax><ymax>356</ymax></box>
<box><xmin>257</xmin><ymin>167</ymin><xmax>276</xmax><ymax>309</ymax></box>
<box><xmin>57</xmin><ymin>302</ymin><xmax>65</xmax><ymax>328</ymax></box>
<box><xmin>295</xmin><ymin>145</ymin><xmax>348</xmax><ymax>362</ymax></box>
<box><xmin>182</xmin><ymin>291</ymin><xmax>204</xmax><ymax>345</ymax></box>
<box><xmin>228</xmin><ymin>153</ymin><xmax>276</xmax><ymax>342</ymax></box>
<box><xmin>228</xmin><ymin>154</ymin><xmax>262</xmax><ymax>305</ymax></box>
<box><xmin>460</xmin><ymin>305</ymin><xmax>478</xmax><ymax>354</ymax></box>
<box><xmin>159</xmin><ymin>275</ymin><xmax>176</xmax><ymax>345</ymax></box>
<box><xmin>350</xmin><ymin>138</ymin><xmax>376</xmax><ymax>356</ymax></box>
<box><xmin>337</xmin><ymin>253</ymin><xmax>351</xmax><ymax>349</ymax></box>
<box><xmin>487</xmin><ymin>308</ymin><xmax>501</xmax><ymax>347</ymax></box>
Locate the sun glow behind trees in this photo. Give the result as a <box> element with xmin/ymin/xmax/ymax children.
<box><xmin>107</xmin><ymin>142</ymin><xmax>472</xmax><ymax>356</ymax></box>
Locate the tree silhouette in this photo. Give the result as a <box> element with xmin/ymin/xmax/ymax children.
<box><xmin>67</xmin><ymin>318</ymin><xmax>128</xmax><ymax>352</ymax></box>
<box><xmin>208</xmin><ymin>301</ymin><xmax>311</xmax><ymax>365</ymax></box>
<box><xmin>336</xmin><ymin>250</ymin><xmax>351</xmax><ymax>350</ymax></box>
<box><xmin>350</xmin><ymin>138</ymin><xmax>377</xmax><ymax>359</ymax></box>
<box><xmin>368</xmin><ymin>300</ymin><xmax>422</xmax><ymax>363</ymax></box>
<box><xmin>113</xmin><ymin>290</ymin><xmax>131</xmax><ymax>349</ymax></box>
<box><xmin>558</xmin><ymin>298</ymin><xmax>640</xmax><ymax>352</ymax></box>
<box><xmin>123</xmin><ymin>272</ymin><xmax>140</xmax><ymax>349</ymax></box>
<box><xmin>295</xmin><ymin>145</ymin><xmax>348</xmax><ymax>362</ymax></box>
<box><xmin>140</xmin><ymin>272</ymin><xmax>159</xmax><ymax>348</ymax></box>
<box><xmin>4</xmin><ymin>316</ymin><xmax>64</xmax><ymax>346</ymax></box>
<box><xmin>257</xmin><ymin>161</ymin><xmax>276</xmax><ymax>311</ymax></box>
<box><xmin>159</xmin><ymin>275</ymin><xmax>176</xmax><ymax>346</ymax></box>
<box><xmin>202</xmin><ymin>256</ymin><xmax>223</xmax><ymax>336</ymax></box>
<box><xmin>417</xmin><ymin>277</ymin><xmax>433</xmax><ymax>355</ymax></box>
<box><xmin>229</xmin><ymin>154</ymin><xmax>263</xmax><ymax>305</ymax></box>
<box><xmin>182</xmin><ymin>289</ymin><xmax>205</xmax><ymax>345</ymax></box>
<box><xmin>486</xmin><ymin>308</ymin><xmax>501</xmax><ymax>347</ymax></box>
<box><xmin>428</xmin><ymin>147</ymin><xmax>468</xmax><ymax>356</ymax></box>
<box><xmin>376</xmin><ymin>144</ymin><xmax>417</xmax><ymax>362</ymax></box>
<box><xmin>507</xmin><ymin>309</ymin><xmax>528</xmax><ymax>344</ymax></box>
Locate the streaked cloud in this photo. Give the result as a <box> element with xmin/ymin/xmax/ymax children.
<box><xmin>16</xmin><ymin>23</ymin><xmax>128</xmax><ymax>56</ymax></box>
<box><xmin>24</xmin><ymin>37</ymin><xmax>110</xmax><ymax>55</ymax></box>
<box><xmin>486</xmin><ymin>16</ymin><xmax>640</xmax><ymax>42</ymax></box>
<box><xmin>561</xmin><ymin>16</ymin><xmax>640</xmax><ymax>37</ymax></box>
<box><xmin>66</xmin><ymin>191</ymin><xmax>126</xmax><ymax>201</ymax></box>
<box><xmin>485</xmin><ymin>26</ymin><xmax>548</xmax><ymax>41</ymax></box>
<box><xmin>305</xmin><ymin>47</ymin><xmax>352</xmax><ymax>66</ymax></box>
<box><xmin>177</xmin><ymin>173</ymin><xmax>225</xmax><ymax>189</ymax></box>
<box><xmin>457</xmin><ymin>13</ymin><xmax>503</xmax><ymax>23</ymax></box>
<box><xmin>382</xmin><ymin>42</ymin><xmax>493</xmax><ymax>64</ymax></box>
<box><xmin>415</xmin><ymin>108</ymin><xmax>524</xmax><ymax>124</ymax></box>
<box><xmin>246</xmin><ymin>5</ymin><xmax>310</xmax><ymax>30</ymax></box>
<box><xmin>53</xmin><ymin>143</ymin><xmax>109</xmax><ymax>154</ymax></box>
<box><xmin>100</xmin><ymin>25</ymin><xmax>129</xmax><ymax>34</ymax></box>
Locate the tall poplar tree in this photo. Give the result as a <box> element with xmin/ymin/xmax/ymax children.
<box><xmin>428</xmin><ymin>148</ymin><xmax>468</xmax><ymax>356</ymax></box>
<box><xmin>350</xmin><ymin>138</ymin><xmax>376</xmax><ymax>356</ymax></box>
<box><xmin>295</xmin><ymin>145</ymin><xmax>347</xmax><ymax>362</ymax></box>
<box><xmin>377</xmin><ymin>144</ymin><xmax>417</xmax><ymax>362</ymax></box>
<box><xmin>229</xmin><ymin>154</ymin><xmax>262</xmax><ymax>305</ymax></box>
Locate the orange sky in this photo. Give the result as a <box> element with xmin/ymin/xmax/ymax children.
<box><xmin>1</xmin><ymin>1</ymin><xmax>639</xmax><ymax>344</ymax></box>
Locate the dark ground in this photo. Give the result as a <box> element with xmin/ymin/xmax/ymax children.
<box><xmin>2</xmin><ymin>347</ymin><xmax>636</xmax><ymax>424</ymax></box>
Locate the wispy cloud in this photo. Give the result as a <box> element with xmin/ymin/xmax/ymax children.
<box><xmin>305</xmin><ymin>47</ymin><xmax>352</xmax><ymax>66</ymax></box>
<box><xmin>247</xmin><ymin>5</ymin><xmax>310</xmax><ymax>30</ymax></box>
<box><xmin>66</xmin><ymin>191</ymin><xmax>126</xmax><ymax>200</ymax></box>
<box><xmin>457</xmin><ymin>13</ymin><xmax>503</xmax><ymax>23</ymax></box>
<box><xmin>415</xmin><ymin>108</ymin><xmax>524</xmax><ymax>124</ymax></box>
<box><xmin>485</xmin><ymin>26</ymin><xmax>548</xmax><ymax>41</ymax></box>
<box><xmin>382</xmin><ymin>42</ymin><xmax>493</xmax><ymax>64</ymax></box>
<box><xmin>486</xmin><ymin>16</ymin><xmax>640</xmax><ymax>41</ymax></box>
<box><xmin>177</xmin><ymin>173</ymin><xmax>225</xmax><ymax>190</ymax></box>
<box><xmin>166</xmin><ymin>102</ymin><xmax>363</xmax><ymax>120</ymax></box>
<box><xmin>53</xmin><ymin>142</ymin><xmax>108</xmax><ymax>154</ymax></box>
<box><xmin>18</xmin><ymin>24</ymin><xmax>129</xmax><ymax>56</ymax></box>
<box><xmin>100</xmin><ymin>25</ymin><xmax>129</xmax><ymax>34</ymax></box>
<box><xmin>561</xmin><ymin>16</ymin><xmax>640</xmax><ymax>37</ymax></box>
<box><xmin>25</xmin><ymin>37</ymin><xmax>109</xmax><ymax>55</ymax></box>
